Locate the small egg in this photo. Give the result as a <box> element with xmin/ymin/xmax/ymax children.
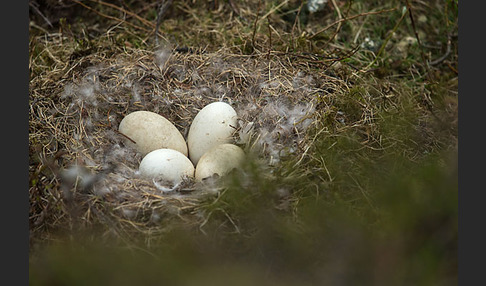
<box><xmin>187</xmin><ymin>102</ymin><xmax>238</xmax><ymax>165</ymax></box>
<box><xmin>139</xmin><ymin>149</ymin><xmax>194</xmax><ymax>184</ymax></box>
<box><xmin>195</xmin><ymin>144</ymin><xmax>245</xmax><ymax>181</ymax></box>
<box><xmin>119</xmin><ymin>111</ymin><xmax>188</xmax><ymax>156</ymax></box>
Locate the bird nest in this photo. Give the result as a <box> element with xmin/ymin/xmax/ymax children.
<box><xmin>29</xmin><ymin>29</ymin><xmax>353</xmax><ymax>246</ymax></box>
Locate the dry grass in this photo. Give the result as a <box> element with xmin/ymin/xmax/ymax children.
<box><xmin>29</xmin><ymin>1</ymin><xmax>457</xmax><ymax>283</ymax></box>
<box><xmin>29</xmin><ymin>20</ymin><xmax>355</xmax><ymax>247</ymax></box>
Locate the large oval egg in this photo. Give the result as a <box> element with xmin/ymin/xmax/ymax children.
<box><xmin>119</xmin><ymin>111</ymin><xmax>188</xmax><ymax>156</ymax></box>
<box><xmin>187</xmin><ymin>102</ymin><xmax>238</xmax><ymax>165</ymax></box>
<box><xmin>139</xmin><ymin>149</ymin><xmax>194</xmax><ymax>184</ymax></box>
<box><xmin>195</xmin><ymin>144</ymin><xmax>245</xmax><ymax>181</ymax></box>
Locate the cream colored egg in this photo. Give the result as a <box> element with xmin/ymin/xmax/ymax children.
<box><xmin>139</xmin><ymin>149</ymin><xmax>194</xmax><ymax>184</ymax></box>
<box><xmin>195</xmin><ymin>144</ymin><xmax>245</xmax><ymax>181</ymax></box>
<box><xmin>187</xmin><ymin>102</ymin><xmax>238</xmax><ymax>165</ymax></box>
<box><xmin>119</xmin><ymin>111</ymin><xmax>188</xmax><ymax>156</ymax></box>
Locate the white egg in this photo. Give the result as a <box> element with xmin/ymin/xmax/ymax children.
<box><xmin>139</xmin><ymin>149</ymin><xmax>194</xmax><ymax>184</ymax></box>
<box><xmin>119</xmin><ymin>111</ymin><xmax>188</xmax><ymax>156</ymax></box>
<box><xmin>187</xmin><ymin>102</ymin><xmax>238</xmax><ymax>165</ymax></box>
<box><xmin>195</xmin><ymin>144</ymin><xmax>245</xmax><ymax>181</ymax></box>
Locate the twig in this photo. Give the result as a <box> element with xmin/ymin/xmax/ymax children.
<box><xmin>445</xmin><ymin>62</ymin><xmax>458</xmax><ymax>74</ymax></box>
<box><xmin>70</xmin><ymin>0</ymin><xmax>151</xmax><ymax>33</ymax></box>
<box><xmin>290</xmin><ymin>0</ymin><xmax>304</xmax><ymax>50</ymax></box>
<box><xmin>404</xmin><ymin>0</ymin><xmax>429</xmax><ymax>73</ymax></box>
<box><xmin>322</xmin><ymin>0</ymin><xmax>352</xmax><ymax>49</ymax></box>
<box><xmin>272</xmin><ymin>44</ymin><xmax>360</xmax><ymax>64</ymax></box>
<box><xmin>88</xmin><ymin>0</ymin><xmax>155</xmax><ymax>28</ymax></box>
<box><xmin>330</xmin><ymin>0</ymin><xmax>343</xmax><ymax>41</ymax></box>
<box><xmin>29</xmin><ymin>1</ymin><xmax>53</xmax><ymax>28</ymax></box>
<box><xmin>308</xmin><ymin>7</ymin><xmax>397</xmax><ymax>39</ymax></box>
<box><xmin>429</xmin><ymin>34</ymin><xmax>452</xmax><ymax>66</ymax></box>
<box><xmin>251</xmin><ymin>0</ymin><xmax>262</xmax><ymax>49</ymax></box>
<box><xmin>228</xmin><ymin>0</ymin><xmax>240</xmax><ymax>16</ymax></box>
<box><xmin>259</xmin><ymin>0</ymin><xmax>290</xmax><ymax>22</ymax></box>
<box><xmin>267</xmin><ymin>18</ymin><xmax>272</xmax><ymax>59</ymax></box>
<box><xmin>29</xmin><ymin>21</ymin><xmax>50</xmax><ymax>35</ymax></box>
<box><xmin>155</xmin><ymin>0</ymin><xmax>173</xmax><ymax>46</ymax></box>
<box><xmin>115</xmin><ymin>130</ymin><xmax>137</xmax><ymax>144</ymax></box>
<box><xmin>253</xmin><ymin>0</ymin><xmax>291</xmax><ymax>49</ymax></box>
<box><xmin>363</xmin><ymin>6</ymin><xmax>408</xmax><ymax>71</ymax></box>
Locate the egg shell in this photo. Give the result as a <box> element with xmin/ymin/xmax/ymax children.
<box><xmin>195</xmin><ymin>144</ymin><xmax>245</xmax><ymax>181</ymax></box>
<box><xmin>139</xmin><ymin>149</ymin><xmax>194</xmax><ymax>183</ymax></box>
<box><xmin>187</xmin><ymin>102</ymin><xmax>238</xmax><ymax>165</ymax></box>
<box><xmin>119</xmin><ymin>111</ymin><xmax>188</xmax><ymax>156</ymax></box>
